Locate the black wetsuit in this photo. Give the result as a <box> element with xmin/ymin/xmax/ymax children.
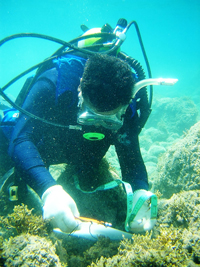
<box><xmin>8</xmin><ymin>55</ymin><xmax>148</xmax><ymax>197</ymax></box>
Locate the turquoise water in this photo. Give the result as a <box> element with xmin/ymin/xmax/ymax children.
<box><xmin>0</xmin><ymin>2</ymin><xmax>200</xmax><ymax>265</ymax></box>
<box><xmin>0</xmin><ymin>0</ymin><xmax>200</xmax><ymax>101</ymax></box>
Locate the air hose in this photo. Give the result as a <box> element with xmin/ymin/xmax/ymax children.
<box><xmin>118</xmin><ymin>52</ymin><xmax>151</xmax><ymax>132</ymax></box>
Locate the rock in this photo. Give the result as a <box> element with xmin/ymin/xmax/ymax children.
<box><xmin>105</xmin><ymin>145</ymin><xmax>121</xmax><ymax>177</ymax></box>
<box><xmin>139</xmin><ymin>135</ymin><xmax>153</xmax><ymax>151</ymax></box>
<box><xmin>148</xmin><ymin>145</ymin><xmax>166</xmax><ymax>157</ymax></box>
<box><xmin>2</xmin><ymin>234</ymin><xmax>62</xmax><ymax>267</ymax></box>
<box><xmin>157</xmin><ymin>190</ymin><xmax>200</xmax><ymax>228</ymax></box>
<box><xmin>166</xmin><ymin>133</ymin><xmax>180</xmax><ymax>143</ymax></box>
<box><xmin>140</xmin><ymin>147</ymin><xmax>147</xmax><ymax>157</ymax></box>
<box><xmin>143</xmin><ymin>127</ymin><xmax>168</xmax><ymax>142</ymax></box>
<box><xmin>151</xmin><ymin>121</ymin><xmax>200</xmax><ymax>198</ymax></box>
<box><xmin>145</xmin><ymin>155</ymin><xmax>158</xmax><ymax>163</ymax></box>
<box><xmin>145</xmin><ymin>96</ymin><xmax>199</xmax><ymax>136</ymax></box>
<box><xmin>145</xmin><ymin>161</ymin><xmax>157</xmax><ymax>176</ymax></box>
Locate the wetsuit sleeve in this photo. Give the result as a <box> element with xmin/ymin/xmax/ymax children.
<box><xmin>9</xmin><ymin>70</ymin><xmax>58</xmax><ymax>197</ymax></box>
<box><xmin>115</xmin><ymin>109</ymin><xmax>149</xmax><ymax>191</ymax></box>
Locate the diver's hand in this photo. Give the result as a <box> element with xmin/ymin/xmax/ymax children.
<box><xmin>42</xmin><ymin>185</ymin><xmax>79</xmax><ymax>233</ymax></box>
<box><xmin>128</xmin><ymin>189</ymin><xmax>157</xmax><ymax>233</ymax></box>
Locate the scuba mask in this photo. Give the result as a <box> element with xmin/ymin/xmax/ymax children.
<box><xmin>77</xmin><ymin>77</ymin><xmax>178</xmax><ymax>132</ymax></box>
<box><xmin>77</xmin><ymin>93</ymin><xmax>128</xmax><ymax>131</ymax></box>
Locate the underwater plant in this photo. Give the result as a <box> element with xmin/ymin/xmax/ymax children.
<box><xmin>0</xmin><ymin>203</ymin><xmax>51</xmax><ymax>236</ymax></box>
<box><xmin>90</xmin><ymin>228</ymin><xmax>191</xmax><ymax>266</ymax></box>
<box><xmin>0</xmin><ymin>192</ymin><xmax>199</xmax><ymax>266</ymax></box>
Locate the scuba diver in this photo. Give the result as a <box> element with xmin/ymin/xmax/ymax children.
<box><xmin>0</xmin><ymin>18</ymin><xmax>177</xmax><ymax>234</ymax></box>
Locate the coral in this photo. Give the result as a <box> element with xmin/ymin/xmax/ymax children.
<box><xmin>157</xmin><ymin>190</ymin><xmax>200</xmax><ymax>228</ymax></box>
<box><xmin>0</xmin><ymin>236</ymin><xmax>5</xmax><ymax>267</ymax></box>
<box><xmin>2</xmin><ymin>233</ymin><xmax>62</xmax><ymax>267</ymax></box>
<box><xmin>0</xmin><ymin>204</ymin><xmax>119</xmax><ymax>267</ymax></box>
<box><xmin>152</xmin><ymin>121</ymin><xmax>200</xmax><ymax>198</ymax></box>
<box><xmin>0</xmin><ymin>192</ymin><xmax>199</xmax><ymax>267</ymax></box>
<box><xmin>182</xmin><ymin>226</ymin><xmax>200</xmax><ymax>265</ymax></box>
<box><xmin>0</xmin><ymin>205</ymin><xmax>67</xmax><ymax>266</ymax></box>
<box><xmin>148</xmin><ymin>144</ymin><xmax>166</xmax><ymax>158</ymax></box>
<box><xmin>83</xmin><ymin>236</ymin><xmax>119</xmax><ymax>266</ymax></box>
<box><xmin>60</xmin><ymin>235</ymin><xmax>119</xmax><ymax>267</ymax></box>
<box><xmin>141</xmin><ymin>127</ymin><xmax>168</xmax><ymax>143</ymax></box>
<box><xmin>0</xmin><ymin>203</ymin><xmax>51</xmax><ymax>236</ymax></box>
<box><xmin>0</xmin><ymin>158</ymin><xmax>199</xmax><ymax>267</ymax></box>
<box><xmin>145</xmin><ymin>96</ymin><xmax>199</xmax><ymax>136</ymax></box>
<box><xmin>88</xmin><ymin>190</ymin><xmax>200</xmax><ymax>267</ymax></box>
<box><xmin>90</xmin><ymin>228</ymin><xmax>189</xmax><ymax>267</ymax></box>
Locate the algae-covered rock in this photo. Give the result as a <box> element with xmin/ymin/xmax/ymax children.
<box><xmin>157</xmin><ymin>190</ymin><xmax>200</xmax><ymax>266</ymax></box>
<box><xmin>64</xmin><ymin>236</ymin><xmax>119</xmax><ymax>267</ymax></box>
<box><xmin>157</xmin><ymin>190</ymin><xmax>200</xmax><ymax>228</ymax></box>
<box><xmin>152</xmin><ymin>121</ymin><xmax>200</xmax><ymax>198</ymax></box>
<box><xmin>0</xmin><ymin>204</ymin><xmax>51</xmax><ymax>237</ymax></box>
<box><xmin>0</xmin><ymin>192</ymin><xmax>199</xmax><ymax>267</ymax></box>
<box><xmin>148</xmin><ymin>144</ymin><xmax>166</xmax><ymax>158</ymax></box>
<box><xmin>142</xmin><ymin>127</ymin><xmax>168</xmax><ymax>143</ymax></box>
<box><xmin>2</xmin><ymin>233</ymin><xmax>62</xmax><ymax>267</ymax></box>
<box><xmin>83</xmin><ymin>236</ymin><xmax>119</xmax><ymax>266</ymax></box>
<box><xmin>90</xmin><ymin>228</ymin><xmax>189</xmax><ymax>267</ymax></box>
<box><xmin>89</xmin><ymin>190</ymin><xmax>200</xmax><ymax>267</ymax></box>
<box><xmin>145</xmin><ymin>96</ymin><xmax>199</xmax><ymax>136</ymax></box>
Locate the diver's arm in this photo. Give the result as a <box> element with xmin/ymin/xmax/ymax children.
<box><xmin>115</xmin><ymin>111</ymin><xmax>148</xmax><ymax>191</ymax></box>
<box><xmin>8</xmin><ymin>73</ymin><xmax>57</xmax><ymax>197</ymax></box>
<box><xmin>10</xmin><ymin>108</ymin><xmax>80</xmax><ymax>233</ymax></box>
<box><xmin>115</xmin><ymin>133</ymin><xmax>148</xmax><ymax>191</ymax></box>
<box><xmin>115</xmin><ymin>109</ymin><xmax>158</xmax><ymax>233</ymax></box>
<box><xmin>8</xmin><ymin>66</ymin><xmax>80</xmax><ymax>232</ymax></box>
<box><xmin>10</xmin><ymin>132</ymin><xmax>57</xmax><ymax>197</ymax></box>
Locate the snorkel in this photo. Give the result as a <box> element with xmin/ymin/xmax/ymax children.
<box><xmin>0</xmin><ymin>18</ymin><xmax>178</xmax><ymax>130</ymax></box>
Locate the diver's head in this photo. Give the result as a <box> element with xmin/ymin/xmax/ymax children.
<box><xmin>77</xmin><ymin>54</ymin><xmax>135</xmax><ymax>130</ymax></box>
<box><xmin>81</xmin><ymin>53</ymin><xmax>134</xmax><ymax>112</ymax></box>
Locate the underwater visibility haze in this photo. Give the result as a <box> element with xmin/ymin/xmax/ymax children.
<box><xmin>0</xmin><ymin>0</ymin><xmax>200</xmax><ymax>266</ymax></box>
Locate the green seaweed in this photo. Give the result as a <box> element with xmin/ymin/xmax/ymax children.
<box><xmin>89</xmin><ymin>228</ymin><xmax>195</xmax><ymax>267</ymax></box>
<box><xmin>0</xmin><ymin>192</ymin><xmax>199</xmax><ymax>267</ymax></box>
<box><xmin>0</xmin><ymin>203</ymin><xmax>51</xmax><ymax>236</ymax></box>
